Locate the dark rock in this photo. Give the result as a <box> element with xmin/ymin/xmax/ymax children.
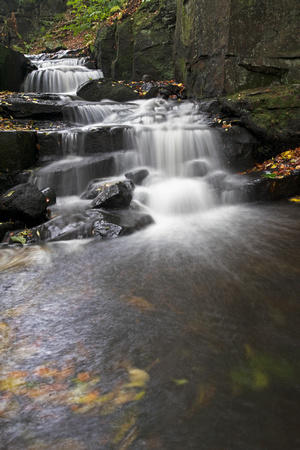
<box><xmin>41</xmin><ymin>186</ymin><xmax>56</xmax><ymax>206</ymax></box>
<box><xmin>219</xmin><ymin>84</ymin><xmax>300</xmax><ymax>155</ymax></box>
<box><xmin>144</xmin><ymin>86</ymin><xmax>160</xmax><ymax>99</ymax></box>
<box><xmin>244</xmin><ymin>171</ymin><xmax>300</xmax><ymax>202</ymax></box>
<box><xmin>2</xmin><ymin>93</ymin><xmax>67</xmax><ymax>119</ymax></box>
<box><xmin>0</xmin><ymin>183</ymin><xmax>47</xmax><ymax>223</ymax></box>
<box><xmin>91</xmin><ymin>181</ymin><xmax>134</xmax><ymax>210</ymax></box>
<box><xmin>0</xmin><ymin>130</ymin><xmax>37</xmax><ymax>173</ymax></box>
<box><xmin>174</xmin><ymin>0</ymin><xmax>300</xmax><ymax>97</ymax></box>
<box><xmin>0</xmin><ymin>43</ymin><xmax>28</xmax><ymax>91</ymax></box>
<box><xmin>77</xmin><ymin>79</ymin><xmax>140</xmax><ymax>102</ymax></box>
<box><xmin>0</xmin><ymin>221</ymin><xmax>15</xmax><ymax>242</ymax></box>
<box><xmin>8</xmin><ymin>207</ymin><xmax>154</xmax><ymax>244</ymax></box>
<box><xmin>94</xmin><ymin>0</ymin><xmax>176</xmax><ymax>81</ymax></box>
<box><xmin>125</xmin><ymin>169</ymin><xmax>149</xmax><ymax>185</ymax></box>
<box><xmin>217</xmin><ymin>125</ymin><xmax>259</xmax><ymax>171</ymax></box>
<box><xmin>142</xmin><ymin>74</ymin><xmax>153</xmax><ymax>82</ymax></box>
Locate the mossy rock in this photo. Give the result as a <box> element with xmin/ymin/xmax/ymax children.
<box><xmin>220</xmin><ymin>84</ymin><xmax>300</xmax><ymax>154</ymax></box>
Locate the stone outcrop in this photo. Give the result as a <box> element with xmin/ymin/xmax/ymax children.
<box><xmin>0</xmin><ymin>43</ymin><xmax>29</xmax><ymax>91</ymax></box>
<box><xmin>94</xmin><ymin>0</ymin><xmax>177</xmax><ymax>81</ymax></box>
<box><xmin>174</xmin><ymin>0</ymin><xmax>300</xmax><ymax>97</ymax></box>
<box><xmin>0</xmin><ymin>0</ymin><xmax>67</xmax><ymax>43</ymax></box>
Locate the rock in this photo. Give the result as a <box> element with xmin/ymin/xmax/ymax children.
<box><xmin>0</xmin><ymin>130</ymin><xmax>37</xmax><ymax>173</ymax></box>
<box><xmin>206</xmin><ymin>171</ymin><xmax>227</xmax><ymax>191</ymax></box>
<box><xmin>77</xmin><ymin>79</ymin><xmax>140</xmax><ymax>102</ymax></box>
<box><xmin>144</xmin><ymin>86</ymin><xmax>160</xmax><ymax>99</ymax></box>
<box><xmin>244</xmin><ymin>171</ymin><xmax>300</xmax><ymax>202</ymax></box>
<box><xmin>93</xmin><ymin>220</ymin><xmax>124</xmax><ymax>238</ymax></box>
<box><xmin>0</xmin><ymin>44</ymin><xmax>28</xmax><ymax>91</ymax></box>
<box><xmin>94</xmin><ymin>0</ymin><xmax>176</xmax><ymax>81</ymax></box>
<box><xmin>91</xmin><ymin>181</ymin><xmax>134</xmax><ymax>210</ymax></box>
<box><xmin>219</xmin><ymin>84</ymin><xmax>300</xmax><ymax>155</ymax></box>
<box><xmin>2</xmin><ymin>93</ymin><xmax>67</xmax><ymax>119</ymax></box>
<box><xmin>174</xmin><ymin>0</ymin><xmax>300</xmax><ymax>97</ymax></box>
<box><xmin>6</xmin><ymin>208</ymin><xmax>154</xmax><ymax>244</ymax></box>
<box><xmin>186</xmin><ymin>160</ymin><xmax>210</xmax><ymax>177</ymax></box>
<box><xmin>0</xmin><ymin>183</ymin><xmax>48</xmax><ymax>223</ymax></box>
<box><xmin>125</xmin><ymin>169</ymin><xmax>149</xmax><ymax>185</ymax></box>
<box><xmin>41</xmin><ymin>186</ymin><xmax>56</xmax><ymax>206</ymax></box>
<box><xmin>0</xmin><ymin>221</ymin><xmax>15</xmax><ymax>242</ymax></box>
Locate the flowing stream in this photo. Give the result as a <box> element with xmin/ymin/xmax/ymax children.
<box><xmin>0</xmin><ymin>55</ymin><xmax>299</xmax><ymax>449</ymax></box>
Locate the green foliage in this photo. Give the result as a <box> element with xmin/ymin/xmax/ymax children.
<box><xmin>64</xmin><ymin>0</ymin><xmax>126</xmax><ymax>36</ymax></box>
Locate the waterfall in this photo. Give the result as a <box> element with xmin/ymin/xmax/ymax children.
<box><xmin>22</xmin><ymin>56</ymin><xmax>103</xmax><ymax>94</ymax></box>
<box><xmin>25</xmin><ymin>54</ymin><xmax>241</xmax><ymax>216</ymax></box>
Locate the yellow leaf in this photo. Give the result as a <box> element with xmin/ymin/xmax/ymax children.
<box><xmin>125</xmin><ymin>369</ymin><xmax>150</xmax><ymax>389</ymax></box>
<box><xmin>4</xmin><ymin>191</ymin><xmax>14</xmax><ymax>198</ymax></box>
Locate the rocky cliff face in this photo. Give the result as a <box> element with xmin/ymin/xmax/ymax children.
<box><xmin>0</xmin><ymin>0</ymin><xmax>67</xmax><ymax>43</ymax></box>
<box><xmin>94</xmin><ymin>0</ymin><xmax>177</xmax><ymax>81</ymax></box>
<box><xmin>174</xmin><ymin>0</ymin><xmax>300</xmax><ymax>97</ymax></box>
<box><xmin>0</xmin><ymin>43</ymin><xmax>28</xmax><ymax>91</ymax></box>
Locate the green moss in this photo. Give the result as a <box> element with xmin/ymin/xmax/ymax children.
<box><xmin>224</xmin><ymin>84</ymin><xmax>300</xmax><ymax>143</ymax></box>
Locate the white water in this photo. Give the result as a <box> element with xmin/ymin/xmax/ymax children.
<box><xmin>23</xmin><ymin>56</ymin><xmax>103</xmax><ymax>94</ymax></box>
<box><xmin>26</xmin><ymin>55</ymin><xmax>241</xmax><ymax>221</ymax></box>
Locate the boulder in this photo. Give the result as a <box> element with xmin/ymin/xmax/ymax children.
<box><xmin>91</xmin><ymin>180</ymin><xmax>134</xmax><ymax>210</ymax></box>
<box><xmin>125</xmin><ymin>169</ymin><xmax>149</xmax><ymax>185</ymax></box>
<box><xmin>186</xmin><ymin>160</ymin><xmax>210</xmax><ymax>177</ymax></box>
<box><xmin>0</xmin><ymin>183</ymin><xmax>48</xmax><ymax>223</ymax></box>
<box><xmin>77</xmin><ymin>79</ymin><xmax>140</xmax><ymax>102</ymax></box>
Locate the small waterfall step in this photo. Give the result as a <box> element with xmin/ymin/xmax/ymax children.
<box><xmin>23</xmin><ymin>54</ymin><xmax>103</xmax><ymax>94</ymax></box>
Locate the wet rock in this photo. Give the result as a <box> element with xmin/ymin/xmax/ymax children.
<box><xmin>7</xmin><ymin>208</ymin><xmax>154</xmax><ymax>244</ymax></box>
<box><xmin>0</xmin><ymin>183</ymin><xmax>47</xmax><ymax>223</ymax></box>
<box><xmin>144</xmin><ymin>86</ymin><xmax>160</xmax><ymax>99</ymax></box>
<box><xmin>77</xmin><ymin>79</ymin><xmax>140</xmax><ymax>102</ymax></box>
<box><xmin>91</xmin><ymin>180</ymin><xmax>134</xmax><ymax>210</ymax></box>
<box><xmin>0</xmin><ymin>221</ymin><xmax>15</xmax><ymax>242</ymax></box>
<box><xmin>34</xmin><ymin>154</ymin><xmax>115</xmax><ymax>196</ymax></box>
<box><xmin>206</xmin><ymin>171</ymin><xmax>228</xmax><ymax>191</ymax></box>
<box><xmin>93</xmin><ymin>220</ymin><xmax>124</xmax><ymax>238</ymax></box>
<box><xmin>186</xmin><ymin>160</ymin><xmax>210</xmax><ymax>177</ymax></box>
<box><xmin>0</xmin><ymin>44</ymin><xmax>28</xmax><ymax>91</ymax></box>
<box><xmin>217</xmin><ymin>125</ymin><xmax>259</xmax><ymax>171</ymax></box>
<box><xmin>125</xmin><ymin>169</ymin><xmax>149</xmax><ymax>185</ymax></box>
<box><xmin>243</xmin><ymin>170</ymin><xmax>300</xmax><ymax>202</ymax></box>
<box><xmin>0</xmin><ymin>130</ymin><xmax>37</xmax><ymax>173</ymax></box>
<box><xmin>2</xmin><ymin>93</ymin><xmax>67</xmax><ymax>119</ymax></box>
<box><xmin>41</xmin><ymin>186</ymin><xmax>56</xmax><ymax>206</ymax></box>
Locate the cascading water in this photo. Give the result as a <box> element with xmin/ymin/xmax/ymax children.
<box><xmin>1</xmin><ymin>54</ymin><xmax>300</xmax><ymax>450</ymax></box>
<box><xmin>22</xmin><ymin>54</ymin><xmax>103</xmax><ymax>94</ymax></box>
<box><xmin>25</xmin><ymin>54</ymin><xmax>229</xmax><ymax>218</ymax></box>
